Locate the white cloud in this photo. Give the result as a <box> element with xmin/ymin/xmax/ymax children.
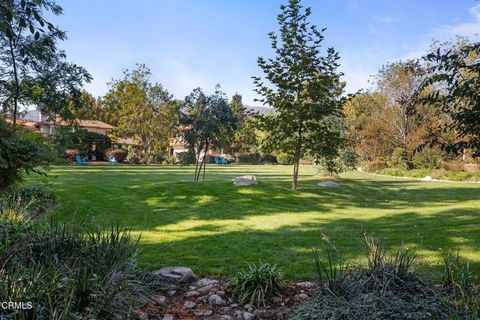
<box><xmin>435</xmin><ymin>4</ymin><xmax>480</xmax><ymax>39</ymax></box>
<box><xmin>404</xmin><ymin>3</ymin><xmax>480</xmax><ymax>60</ymax></box>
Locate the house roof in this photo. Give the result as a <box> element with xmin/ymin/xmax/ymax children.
<box><xmin>5</xmin><ymin>118</ymin><xmax>40</xmax><ymax>131</ymax></box>
<box><xmin>40</xmin><ymin>118</ymin><xmax>115</xmax><ymax>130</ymax></box>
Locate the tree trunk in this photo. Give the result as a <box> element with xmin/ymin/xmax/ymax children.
<box><xmin>292</xmin><ymin>158</ymin><xmax>300</xmax><ymax>191</ymax></box>
<box><xmin>194</xmin><ymin>140</ymin><xmax>209</xmax><ymax>182</ymax></box>
<box><xmin>200</xmin><ymin>141</ymin><xmax>209</xmax><ymax>182</ymax></box>
<box><xmin>8</xmin><ymin>37</ymin><xmax>19</xmax><ymax>127</ymax></box>
<box><xmin>194</xmin><ymin>147</ymin><xmax>201</xmax><ymax>182</ymax></box>
<box><xmin>292</xmin><ymin>128</ymin><xmax>303</xmax><ymax>191</ymax></box>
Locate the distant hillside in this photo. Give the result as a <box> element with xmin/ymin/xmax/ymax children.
<box><xmin>245</xmin><ymin>105</ymin><xmax>275</xmax><ymax>115</ymax></box>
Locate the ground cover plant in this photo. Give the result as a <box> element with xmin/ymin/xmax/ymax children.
<box><xmin>35</xmin><ymin>164</ymin><xmax>480</xmax><ymax>279</ymax></box>
<box><xmin>0</xmin><ymin>190</ymin><xmax>169</xmax><ymax>319</ymax></box>
<box><xmin>291</xmin><ymin>236</ymin><xmax>479</xmax><ymax>320</ymax></box>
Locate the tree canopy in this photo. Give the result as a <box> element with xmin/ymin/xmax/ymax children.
<box><xmin>421</xmin><ymin>39</ymin><xmax>480</xmax><ymax>157</ymax></box>
<box><xmin>0</xmin><ymin>0</ymin><xmax>91</xmax><ymax>125</ymax></box>
<box><xmin>181</xmin><ymin>86</ymin><xmax>238</xmax><ymax>182</ymax></box>
<box><xmin>103</xmin><ymin>64</ymin><xmax>179</xmax><ymax>159</ymax></box>
<box><xmin>253</xmin><ymin>0</ymin><xmax>345</xmax><ymax>190</ymax></box>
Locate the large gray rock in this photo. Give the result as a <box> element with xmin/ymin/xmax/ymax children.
<box><xmin>317</xmin><ymin>181</ymin><xmax>341</xmax><ymax>188</ymax></box>
<box><xmin>153</xmin><ymin>267</ymin><xmax>197</xmax><ymax>284</ymax></box>
<box><xmin>233</xmin><ymin>175</ymin><xmax>257</xmax><ymax>186</ymax></box>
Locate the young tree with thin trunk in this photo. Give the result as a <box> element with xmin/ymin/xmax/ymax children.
<box><xmin>182</xmin><ymin>86</ymin><xmax>238</xmax><ymax>182</ymax></box>
<box><xmin>253</xmin><ymin>0</ymin><xmax>345</xmax><ymax>191</ymax></box>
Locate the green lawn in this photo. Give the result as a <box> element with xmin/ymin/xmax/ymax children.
<box><xmin>40</xmin><ymin>165</ymin><xmax>480</xmax><ymax>279</ymax></box>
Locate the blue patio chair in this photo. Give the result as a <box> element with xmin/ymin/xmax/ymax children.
<box><xmin>214</xmin><ymin>156</ymin><xmax>220</xmax><ymax>164</ymax></box>
<box><xmin>75</xmin><ymin>155</ymin><xmax>86</xmax><ymax>165</ymax></box>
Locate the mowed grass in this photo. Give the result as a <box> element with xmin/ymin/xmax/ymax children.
<box><xmin>39</xmin><ymin>165</ymin><xmax>480</xmax><ymax>279</ymax></box>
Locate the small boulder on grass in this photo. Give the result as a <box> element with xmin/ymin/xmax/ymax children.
<box><xmin>233</xmin><ymin>175</ymin><xmax>257</xmax><ymax>186</ymax></box>
<box><xmin>317</xmin><ymin>181</ymin><xmax>341</xmax><ymax>188</ymax></box>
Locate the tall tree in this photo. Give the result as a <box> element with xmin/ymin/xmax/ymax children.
<box><xmin>103</xmin><ymin>64</ymin><xmax>176</xmax><ymax>157</ymax></box>
<box><xmin>253</xmin><ymin>0</ymin><xmax>345</xmax><ymax>191</ymax></box>
<box><xmin>375</xmin><ymin>60</ymin><xmax>425</xmax><ymax>153</ymax></box>
<box><xmin>421</xmin><ymin>39</ymin><xmax>480</xmax><ymax>157</ymax></box>
<box><xmin>0</xmin><ymin>0</ymin><xmax>91</xmax><ymax>125</ymax></box>
<box><xmin>182</xmin><ymin>86</ymin><xmax>238</xmax><ymax>182</ymax></box>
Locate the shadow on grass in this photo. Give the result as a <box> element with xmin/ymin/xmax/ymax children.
<box><xmin>136</xmin><ymin>207</ymin><xmax>480</xmax><ymax>279</ymax></box>
<box><xmin>46</xmin><ymin>166</ymin><xmax>480</xmax><ymax>279</ymax></box>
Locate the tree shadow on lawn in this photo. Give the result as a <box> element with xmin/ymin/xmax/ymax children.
<box><xmin>136</xmin><ymin>207</ymin><xmax>480</xmax><ymax>280</ymax></box>
<box><xmin>48</xmin><ymin>167</ymin><xmax>480</xmax><ymax>279</ymax></box>
<box><xmin>52</xmin><ymin>169</ymin><xmax>480</xmax><ymax>236</ymax></box>
<box><xmin>120</xmin><ymin>176</ymin><xmax>480</xmax><ymax>229</ymax></box>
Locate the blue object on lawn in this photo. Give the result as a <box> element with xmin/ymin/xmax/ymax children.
<box><xmin>75</xmin><ymin>155</ymin><xmax>86</xmax><ymax>165</ymax></box>
<box><xmin>109</xmin><ymin>155</ymin><xmax>118</xmax><ymax>165</ymax></box>
<box><xmin>214</xmin><ymin>156</ymin><xmax>220</xmax><ymax>164</ymax></box>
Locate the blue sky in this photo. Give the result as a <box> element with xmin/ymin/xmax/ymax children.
<box><xmin>53</xmin><ymin>0</ymin><xmax>480</xmax><ymax>105</ymax></box>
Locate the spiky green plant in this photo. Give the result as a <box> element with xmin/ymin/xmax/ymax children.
<box><xmin>228</xmin><ymin>262</ymin><xmax>284</xmax><ymax>307</ymax></box>
<box><xmin>442</xmin><ymin>250</ymin><xmax>479</xmax><ymax>319</ymax></box>
<box><xmin>312</xmin><ymin>234</ymin><xmax>349</xmax><ymax>296</ymax></box>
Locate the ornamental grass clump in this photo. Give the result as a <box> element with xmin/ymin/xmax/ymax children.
<box><xmin>292</xmin><ymin>235</ymin><xmax>452</xmax><ymax>320</ymax></box>
<box><xmin>228</xmin><ymin>262</ymin><xmax>284</xmax><ymax>307</ymax></box>
<box><xmin>442</xmin><ymin>250</ymin><xmax>480</xmax><ymax>319</ymax></box>
<box><xmin>0</xmin><ymin>194</ymin><xmax>156</xmax><ymax>320</ymax></box>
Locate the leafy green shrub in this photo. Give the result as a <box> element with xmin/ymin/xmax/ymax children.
<box><xmin>379</xmin><ymin>167</ymin><xmax>407</xmax><ymax>177</ymax></box>
<box><xmin>431</xmin><ymin>168</ymin><xmax>447</xmax><ymax>180</ymax></box>
<box><xmin>228</xmin><ymin>262</ymin><xmax>284</xmax><ymax>307</ymax></box>
<box><xmin>413</xmin><ymin>149</ymin><xmax>442</xmax><ymax>169</ymax></box>
<box><xmin>276</xmin><ymin>153</ymin><xmax>295</xmax><ymax>165</ymax></box>
<box><xmin>105</xmin><ymin>148</ymin><xmax>128</xmax><ymax>162</ymax></box>
<box><xmin>379</xmin><ymin>168</ymin><xmax>432</xmax><ymax>179</ymax></box>
<box><xmin>177</xmin><ymin>150</ymin><xmax>196</xmax><ymax>165</ymax></box>
<box><xmin>365</xmin><ymin>159</ymin><xmax>387</xmax><ymax>172</ymax></box>
<box><xmin>236</xmin><ymin>152</ymin><xmax>261</xmax><ymax>164</ymax></box>
<box><xmin>406</xmin><ymin>168</ymin><xmax>432</xmax><ymax>178</ymax></box>
<box><xmin>126</xmin><ymin>146</ymin><xmax>142</xmax><ymax>164</ymax></box>
<box><xmin>388</xmin><ymin>147</ymin><xmax>413</xmax><ymax>170</ymax></box>
<box><xmin>260</xmin><ymin>153</ymin><xmax>277</xmax><ymax>164</ymax></box>
<box><xmin>443</xmin><ymin>161</ymin><xmax>464</xmax><ymax>172</ymax></box>
<box><xmin>164</xmin><ymin>154</ymin><xmax>176</xmax><ymax>164</ymax></box>
<box><xmin>314</xmin><ymin>149</ymin><xmax>358</xmax><ymax>175</ymax></box>
<box><xmin>445</xmin><ymin>171</ymin><xmax>472</xmax><ymax>181</ymax></box>
<box><xmin>0</xmin><ymin>120</ymin><xmax>52</xmax><ymax>191</ymax></box>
